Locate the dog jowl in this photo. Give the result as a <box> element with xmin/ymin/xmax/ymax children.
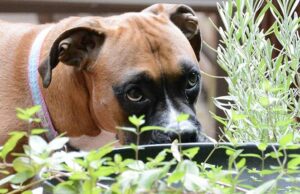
<box><xmin>0</xmin><ymin>4</ymin><xmax>208</xmax><ymax>149</ymax></box>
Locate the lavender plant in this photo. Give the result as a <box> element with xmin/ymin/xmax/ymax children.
<box><xmin>214</xmin><ymin>0</ymin><xmax>300</xmax><ymax>143</ymax></box>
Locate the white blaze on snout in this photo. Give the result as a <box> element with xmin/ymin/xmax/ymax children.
<box><xmin>165</xmin><ymin>95</ymin><xmax>195</xmax><ymax>132</ymax></box>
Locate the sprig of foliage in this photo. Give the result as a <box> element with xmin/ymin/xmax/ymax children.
<box><xmin>214</xmin><ymin>0</ymin><xmax>300</xmax><ymax>143</ymax></box>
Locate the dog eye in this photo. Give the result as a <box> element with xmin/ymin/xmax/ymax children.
<box><xmin>126</xmin><ymin>88</ymin><xmax>143</xmax><ymax>102</ymax></box>
<box><xmin>186</xmin><ymin>72</ymin><xmax>199</xmax><ymax>89</ymax></box>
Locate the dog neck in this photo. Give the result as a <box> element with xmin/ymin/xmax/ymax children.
<box><xmin>37</xmin><ymin>29</ymin><xmax>101</xmax><ymax>138</ymax></box>
<box><xmin>28</xmin><ymin>27</ymin><xmax>58</xmax><ymax>140</ymax></box>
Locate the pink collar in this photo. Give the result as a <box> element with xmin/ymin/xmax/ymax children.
<box><xmin>28</xmin><ymin>27</ymin><xmax>58</xmax><ymax>141</ymax></box>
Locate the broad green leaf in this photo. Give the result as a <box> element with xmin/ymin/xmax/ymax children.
<box><xmin>26</xmin><ymin>105</ymin><xmax>41</xmax><ymax>116</ymax></box>
<box><xmin>266</xmin><ymin>151</ymin><xmax>283</xmax><ymax>159</ymax></box>
<box><xmin>69</xmin><ymin>172</ymin><xmax>88</xmax><ymax>180</ymax></box>
<box><xmin>288</xmin><ymin>158</ymin><xmax>300</xmax><ymax>169</ymax></box>
<box><xmin>86</xmin><ymin>144</ymin><xmax>113</xmax><ymax>162</ymax></box>
<box><xmin>183</xmin><ymin>147</ymin><xmax>199</xmax><ymax>160</ymax></box>
<box><xmin>137</xmin><ymin>168</ymin><xmax>163</xmax><ymax>191</ymax></box>
<box><xmin>1</xmin><ymin>131</ymin><xmax>26</xmax><ymax>161</ymax></box>
<box><xmin>11</xmin><ymin>171</ymin><xmax>34</xmax><ymax>184</ymax></box>
<box><xmin>183</xmin><ymin>173</ymin><xmax>209</xmax><ymax>192</ymax></box>
<box><xmin>225</xmin><ymin>148</ymin><xmax>235</xmax><ymax>156</ymax></box>
<box><xmin>114</xmin><ymin>154</ymin><xmax>122</xmax><ymax>163</ymax></box>
<box><xmin>13</xmin><ymin>157</ymin><xmax>35</xmax><ymax>173</ymax></box>
<box><xmin>279</xmin><ymin>133</ymin><xmax>293</xmax><ymax>147</ymax></box>
<box><xmin>29</xmin><ymin>135</ymin><xmax>48</xmax><ymax>154</ymax></box>
<box><xmin>258</xmin><ymin>143</ymin><xmax>267</xmax><ymax>152</ymax></box>
<box><xmin>127</xmin><ymin>160</ymin><xmax>145</xmax><ymax>171</ymax></box>
<box><xmin>167</xmin><ymin>170</ymin><xmax>184</xmax><ymax>184</ymax></box>
<box><xmin>54</xmin><ymin>182</ymin><xmax>77</xmax><ymax>194</ymax></box>
<box><xmin>93</xmin><ymin>166</ymin><xmax>115</xmax><ymax>177</ymax></box>
<box><xmin>48</xmin><ymin>137</ymin><xmax>69</xmax><ymax>151</ymax></box>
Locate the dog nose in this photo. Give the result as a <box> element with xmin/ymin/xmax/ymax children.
<box><xmin>168</xmin><ymin>130</ymin><xmax>199</xmax><ymax>143</ymax></box>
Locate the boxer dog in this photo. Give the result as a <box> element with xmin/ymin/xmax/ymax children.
<box><xmin>0</xmin><ymin>4</ymin><xmax>208</xmax><ymax>151</ymax></box>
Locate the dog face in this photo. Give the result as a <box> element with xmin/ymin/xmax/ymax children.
<box><xmin>39</xmin><ymin>4</ymin><xmax>206</xmax><ymax>144</ymax></box>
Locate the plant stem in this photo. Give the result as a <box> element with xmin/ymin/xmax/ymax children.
<box><xmin>136</xmin><ymin>128</ymin><xmax>140</xmax><ymax>161</ymax></box>
<box><xmin>7</xmin><ymin>174</ymin><xmax>63</xmax><ymax>194</ymax></box>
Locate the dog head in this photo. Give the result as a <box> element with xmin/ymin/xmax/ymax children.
<box><xmin>39</xmin><ymin>4</ymin><xmax>207</xmax><ymax>144</ymax></box>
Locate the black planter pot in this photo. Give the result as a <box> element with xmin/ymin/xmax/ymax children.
<box><xmin>110</xmin><ymin>143</ymin><xmax>300</xmax><ymax>188</ymax></box>
<box><xmin>44</xmin><ymin>143</ymin><xmax>300</xmax><ymax>192</ymax></box>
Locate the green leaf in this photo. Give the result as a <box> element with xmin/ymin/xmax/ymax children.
<box><xmin>69</xmin><ymin>172</ymin><xmax>88</xmax><ymax>180</ymax></box>
<box><xmin>127</xmin><ymin>160</ymin><xmax>145</xmax><ymax>171</ymax></box>
<box><xmin>129</xmin><ymin>143</ymin><xmax>138</xmax><ymax>152</ymax></box>
<box><xmin>31</xmin><ymin>128</ymin><xmax>47</xmax><ymax>135</ymax></box>
<box><xmin>236</xmin><ymin>158</ymin><xmax>246</xmax><ymax>169</ymax></box>
<box><xmin>26</xmin><ymin>105</ymin><xmax>41</xmax><ymax>116</ymax></box>
<box><xmin>48</xmin><ymin>137</ymin><xmax>69</xmax><ymax>151</ymax></box>
<box><xmin>240</xmin><ymin>153</ymin><xmax>262</xmax><ymax>159</ymax></box>
<box><xmin>86</xmin><ymin>144</ymin><xmax>113</xmax><ymax>162</ymax></box>
<box><xmin>29</xmin><ymin>135</ymin><xmax>48</xmax><ymax>154</ymax></box>
<box><xmin>288</xmin><ymin>158</ymin><xmax>300</xmax><ymax>169</ymax></box>
<box><xmin>137</xmin><ymin>168</ymin><xmax>163</xmax><ymax>191</ymax></box>
<box><xmin>176</xmin><ymin>113</ymin><xmax>189</xmax><ymax>122</ymax></box>
<box><xmin>54</xmin><ymin>182</ymin><xmax>77</xmax><ymax>194</ymax></box>
<box><xmin>117</xmin><ymin>126</ymin><xmax>137</xmax><ymax>134</ymax></box>
<box><xmin>0</xmin><ymin>189</ymin><xmax>8</xmax><ymax>194</ymax></box>
<box><xmin>11</xmin><ymin>171</ymin><xmax>34</xmax><ymax>184</ymax></box>
<box><xmin>13</xmin><ymin>157</ymin><xmax>35</xmax><ymax>173</ymax></box>
<box><xmin>279</xmin><ymin>133</ymin><xmax>293</xmax><ymax>147</ymax></box>
<box><xmin>225</xmin><ymin>148</ymin><xmax>235</xmax><ymax>156</ymax></box>
<box><xmin>183</xmin><ymin>147</ymin><xmax>199</xmax><ymax>160</ymax></box>
<box><xmin>1</xmin><ymin>131</ymin><xmax>26</xmax><ymax>161</ymax></box>
<box><xmin>171</xmin><ymin>139</ymin><xmax>181</xmax><ymax>162</ymax></box>
<box><xmin>266</xmin><ymin>151</ymin><xmax>283</xmax><ymax>159</ymax></box>
<box><xmin>258</xmin><ymin>143</ymin><xmax>267</xmax><ymax>152</ymax></box>
<box><xmin>93</xmin><ymin>166</ymin><xmax>115</xmax><ymax>177</ymax></box>
<box><xmin>114</xmin><ymin>154</ymin><xmax>122</xmax><ymax>163</ymax></box>
<box><xmin>128</xmin><ymin>115</ymin><xmax>145</xmax><ymax>128</ymax></box>
<box><xmin>167</xmin><ymin>170</ymin><xmax>184</xmax><ymax>184</ymax></box>
<box><xmin>183</xmin><ymin>173</ymin><xmax>209</xmax><ymax>192</ymax></box>
<box><xmin>247</xmin><ymin>179</ymin><xmax>276</xmax><ymax>194</ymax></box>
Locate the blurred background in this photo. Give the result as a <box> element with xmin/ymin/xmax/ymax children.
<box><xmin>0</xmin><ymin>0</ymin><xmax>227</xmax><ymax>140</ymax></box>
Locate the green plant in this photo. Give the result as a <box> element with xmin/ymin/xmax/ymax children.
<box><xmin>1</xmin><ymin>106</ymin><xmax>300</xmax><ymax>193</ymax></box>
<box><xmin>213</xmin><ymin>0</ymin><xmax>300</xmax><ymax>143</ymax></box>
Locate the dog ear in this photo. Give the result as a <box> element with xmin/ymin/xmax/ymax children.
<box><xmin>143</xmin><ymin>4</ymin><xmax>201</xmax><ymax>61</ymax></box>
<box><xmin>39</xmin><ymin>27</ymin><xmax>105</xmax><ymax>88</ymax></box>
